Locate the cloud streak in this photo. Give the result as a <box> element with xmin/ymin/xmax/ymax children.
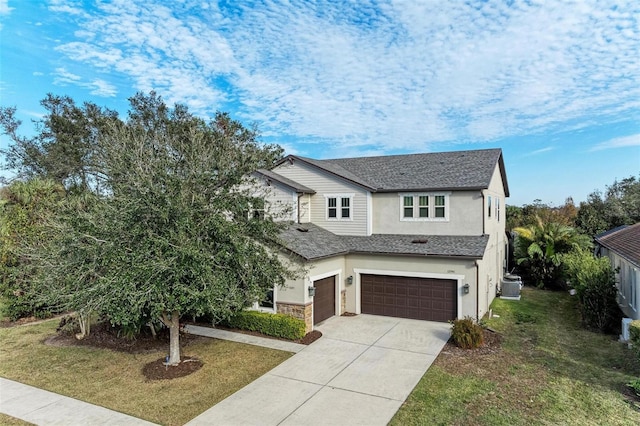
<box><xmin>47</xmin><ymin>0</ymin><xmax>640</xmax><ymax>153</ymax></box>
<box><xmin>590</xmin><ymin>134</ymin><xmax>640</xmax><ymax>151</ymax></box>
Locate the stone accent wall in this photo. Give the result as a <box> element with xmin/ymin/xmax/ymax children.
<box><xmin>341</xmin><ymin>290</ymin><xmax>346</xmax><ymax>315</ymax></box>
<box><xmin>277</xmin><ymin>302</ymin><xmax>313</xmax><ymax>334</ymax></box>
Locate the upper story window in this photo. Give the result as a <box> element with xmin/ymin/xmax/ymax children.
<box><xmin>326</xmin><ymin>194</ymin><xmax>353</xmax><ymax>220</ymax></box>
<box><xmin>401</xmin><ymin>193</ymin><xmax>449</xmax><ymax>221</ymax></box>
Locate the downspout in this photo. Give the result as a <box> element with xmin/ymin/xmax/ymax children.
<box><xmin>475</xmin><ymin>259</ymin><xmax>481</xmax><ymax>321</ymax></box>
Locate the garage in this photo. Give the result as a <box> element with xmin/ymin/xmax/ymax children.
<box><xmin>313</xmin><ymin>275</ymin><xmax>336</xmax><ymax>324</ymax></box>
<box><xmin>361</xmin><ymin>274</ymin><xmax>457</xmax><ymax>322</ymax></box>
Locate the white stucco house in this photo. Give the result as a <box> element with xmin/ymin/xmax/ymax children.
<box><xmin>595</xmin><ymin>223</ymin><xmax>640</xmax><ymax>321</ymax></box>
<box><xmin>252</xmin><ymin>148</ymin><xmax>510</xmax><ymax>332</ymax></box>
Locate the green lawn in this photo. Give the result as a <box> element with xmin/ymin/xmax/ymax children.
<box><xmin>0</xmin><ymin>320</ymin><xmax>292</xmax><ymax>426</ymax></box>
<box><xmin>391</xmin><ymin>287</ymin><xmax>640</xmax><ymax>425</ymax></box>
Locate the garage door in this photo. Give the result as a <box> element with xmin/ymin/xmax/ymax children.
<box><xmin>361</xmin><ymin>274</ymin><xmax>457</xmax><ymax>322</ymax></box>
<box><xmin>313</xmin><ymin>276</ymin><xmax>336</xmax><ymax>325</ymax></box>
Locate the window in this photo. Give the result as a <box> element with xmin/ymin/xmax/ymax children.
<box><xmin>488</xmin><ymin>196</ymin><xmax>492</xmax><ymax>218</ymax></box>
<box><xmin>326</xmin><ymin>195</ymin><xmax>353</xmax><ymax>220</ymax></box>
<box><xmin>252</xmin><ymin>287</ymin><xmax>276</xmax><ymax>312</ymax></box>
<box><xmin>400</xmin><ymin>193</ymin><xmax>448</xmax><ymax>221</ymax></box>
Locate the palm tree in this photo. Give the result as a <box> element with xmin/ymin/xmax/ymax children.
<box><xmin>514</xmin><ymin>216</ymin><xmax>591</xmax><ymax>289</ymax></box>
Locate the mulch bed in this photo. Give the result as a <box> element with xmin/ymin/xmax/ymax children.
<box><xmin>142</xmin><ymin>356</ymin><xmax>203</xmax><ymax>381</ymax></box>
<box><xmin>440</xmin><ymin>328</ymin><xmax>504</xmax><ymax>356</ymax></box>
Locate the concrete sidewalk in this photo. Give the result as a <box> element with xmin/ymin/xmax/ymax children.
<box><xmin>186</xmin><ymin>314</ymin><xmax>450</xmax><ymax>426</ymax></box>
<box><xmin>0</xmin><ymin>378</ymin><xmax>157</xmax><ymax>425</ymax></box>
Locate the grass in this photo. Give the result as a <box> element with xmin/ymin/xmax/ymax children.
<box><xmin>0</xmin><ymin>413</ymin><xmax>33</xmax><ymax>426</ymax></box>
<box><xmin>0</xmin><ymin>320</ymin><xmax>292</xmax><ymax>425</ymax></box>
<box><xmin>391</xmin><ymin>287</ymin><xmax>640</xmax><ymax>426</ymax></box>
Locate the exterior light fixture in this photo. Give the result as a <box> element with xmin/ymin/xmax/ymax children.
<box><xmin>463</xmin><ymin>283</ymin><xmax>470</xmax><ymax>294</ymax></box>
<box><xmin>346</xmin><ymin>275</ymin><xmax>353</xmax><ymax>285</ymax></box>
<box><xmin>308</xmin><ymin>286</ymin><xmax>316</xmax><ymax>297</ymax></box>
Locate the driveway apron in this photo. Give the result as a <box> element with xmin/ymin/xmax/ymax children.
<box><xmin>186</xmin><ymin>314</ymin><xmax>450</xmax><ymax>426</ymax></box>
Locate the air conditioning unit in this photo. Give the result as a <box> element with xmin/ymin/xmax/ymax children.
<box><xmin>620</xmin><ymin>317</ymin><xmax>633</xmax><ymax>342</ymax></box>
<box><xmin>500</xmin><ymin>275</ymin><xmax>522</xmax><ymax>300</ymax></box>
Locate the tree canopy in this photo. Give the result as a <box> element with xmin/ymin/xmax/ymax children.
<box><xmin>3</xmin><ymin>92</ymin><xmax>296</xmax><ymax>365</ymax></box>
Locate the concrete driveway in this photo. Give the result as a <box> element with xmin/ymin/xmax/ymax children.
<box><xmin>186</xmin><ymin>314</ymin><xmax>450</xmax><ymax>426</ymax></box>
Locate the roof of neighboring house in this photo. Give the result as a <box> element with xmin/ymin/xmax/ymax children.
<box><xmin>595</xmin><ymin>222</ymin><xmax>640</xmax><ymax>267</ymax></box>
<box><xmin>254</xmin><ymin>169</ymin><xmax>316</xmax><ymax>194</ymax></box>
<box><xmin>279</xmin><ymin>223</ymin><xmax>489</xmax><ymax>260</ymax></box>
<box><xmin>275</xmin><ymin>148</ymin><xmax>509</xmax><ymax>196</ymax></box>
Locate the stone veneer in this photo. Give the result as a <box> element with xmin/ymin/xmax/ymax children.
<box><xmin>277</xmin><ymin>302</ymin><xmax>313</xmax><ymax>334</ymax></box>
<box><xmin>341</xmin><ymin>290</ymin><xmax>346</xmax><ymax>315</ymax></box>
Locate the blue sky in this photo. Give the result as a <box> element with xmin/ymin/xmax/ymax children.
<box><xmin>1</xmin><ymin>0</ymin><xmax>638</xmax><ymax>206</ymax></box>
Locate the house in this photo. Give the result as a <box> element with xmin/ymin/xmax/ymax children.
<box><xmin>252</xmin><ymin>148</ymin><xmax>510</xmax><ymax>333</ymax></box>
<box><xmin>595</xmin><ymin>223</ymin><xmax>640</xmax><ymax>321</ymax></box>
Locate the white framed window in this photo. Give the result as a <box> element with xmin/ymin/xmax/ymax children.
<box><xmin>400</xmin><ymin>193</ymin><xmax>449</xmax><ymax>221</ymax></box>
<box><xmin>252</xmin><ymin>287</ymin><xmax>276</xmax><ymax>313</ymax></box>
<box><xmin>326</xmin><ymin>194</ymin><xmax>353</xmax><ymax>220</ymax></box>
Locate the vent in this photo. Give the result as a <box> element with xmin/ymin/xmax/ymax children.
<box><xmin>296</xmin><ymin>227</ymin><xmax>309</xmax><ymax>233</ymax></box>
<box><xmin>411</xmin><ymin>239</ymin><xmax>428</xmax><ymax>244</ymax></box>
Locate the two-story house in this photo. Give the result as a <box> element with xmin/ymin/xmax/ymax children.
<box><xmin>252</xmin><ymin>148</ymin><xmax>509</xmax><ymax>333</ymax></box>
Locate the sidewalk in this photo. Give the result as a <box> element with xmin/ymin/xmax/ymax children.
<box><xmin>0</xmin><ymin>378</ymin><xmax>157</xmax><ymax>425</ymax></box>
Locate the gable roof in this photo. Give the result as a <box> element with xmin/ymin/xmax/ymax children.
<box><xmin>254</xmin><ymin>169</ymin><xmax>315</xmax><ymax>194</ymax></box>
<box><xmin>277</xmin><ymin>148</ymin><xmax>509</xmax><ymax>196</ymax></box>
<box><xmin>279</xmin><ymin>223</ymin><xmax>489</xmax><ymax>261</ymax></box>
<box><xmin>595</xmin><ymin>222</ymin><xmax>640</xmax><ymax>267</ymax></box>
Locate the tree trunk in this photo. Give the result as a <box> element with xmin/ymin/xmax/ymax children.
<box><xmin>163</xmin><ymin>311</ymin><xmax>181</xmax><ymax>366</ymax></box>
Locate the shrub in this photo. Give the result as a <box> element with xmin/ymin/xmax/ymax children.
<box><xmin>562</xmin><ymin>248</ymin><xmax>620</xmax><ymax>333</ymax></box>
<box><xmin>630</xmin><ymin>320</ymin><xmax>640</xmax><ymax>361</ymax></box>
<box><xmin>451</xmin><ymin>317</ymin><xmax>484</xmax><ymax>349</ymax></box>
<box><xmin>223</xmin><ymin>310</ymin><xmax>306</xmax><ymax>340</ymax></box>
<box><xmin>628</xmin><ymin>377</ymin><xmax>640</xmax><ymax>397</ymax></box>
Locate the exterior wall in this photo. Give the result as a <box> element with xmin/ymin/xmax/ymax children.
<box><xmin>371</xmin><ymin>190</ymin><xmax>483</xmax><ymax>235</ymax></box>
<box><xmin>264</xmin><ymin>182</ymin><xmax>298</xmax><ymax>222</ymax></box>
<box><xmin>277</xmin><ymin>302</ymin><xmax>313</xmax><ymax>334</ymax></box>
<box><xmin>344</xmin><ymin>254</ymin><xmax>478</xmax><ymax>319</ymax></box>
<box><xmin>604</xmin><ymin>248</ymin><xmax>640</xmax><ymax>320</ymax></box>
<box><xmin>273</xmin><ymin>161</ymin><xmax>370</xmax><ymax>235</ymax></box>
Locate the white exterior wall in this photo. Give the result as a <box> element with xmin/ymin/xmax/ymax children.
<box><xmin>371</xmin><ymin>191</ymin><xmax>484</xmax><ymax>235</ymax></box>
<box><xmin>606</xmin><ymin>249</ymin><xmax>640</xmax><ymax>320</ymax></box>
<box><xmin>274</xmin><ymin>161</ymin><xmax>370</xmax><ymax>235</ymax></box>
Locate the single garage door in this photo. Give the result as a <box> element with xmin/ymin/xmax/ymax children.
<box><xmin>361</xmin><ymin>274</ymin><xmax>457</xmax><ymax>322</ymax></box>
<box><xmin>313</xmin><ymin>276</ymin><xmax>336</xmax><ymax>325</ymax></box>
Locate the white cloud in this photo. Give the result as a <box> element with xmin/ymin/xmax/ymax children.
<box><xmin>48</xmin><ymin>0</ymin><xmax>640</xmax><ymax>153</ymax></box>
<box><xmin>590</xmin><ymin>134</ymin><xmax>640</xmax><ymax>151</ymax></box>
<box><xmin>525</xmin><ymin>147</ymin><xmax>555</xmax><ymax>156</ymax></box>
<box><xmin>0</xmin><ymin>0</ymin><xmax>13</xmax><ymax>15</ymax></box>
<box><xmin>53</xmin><ymin>68</ymin><xmax>117</xmax><ymax>97</ymax></box>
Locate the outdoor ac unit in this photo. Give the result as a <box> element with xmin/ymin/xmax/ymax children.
<box><xmin>621</xmin><ymin>317</ymin><xmax>633</xmax><ymax>342</ymax></box>
<box><xmin>500</xmin><ymin>278</ymin><xmax>522</xmax><ymax>300</ymax></box>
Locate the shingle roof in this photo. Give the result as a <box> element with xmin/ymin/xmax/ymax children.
<box><xmin>281</xmin><ymin>148</ymin><xmax>509</xmax><ymax>196</ymax></box>
<box><xmin>254</xmin><ymin>169</ymin><xmax>315</xmax><ymax>194</ymax></box>
<box><xmin>595</xmin><ymin>223</ymin><xmax>640</xmax><ymax>267</ymax></box>
<box><xmin>279</xmin><ymin>223</ymin><xmax>489</xmax><ymax>260</ymax></box>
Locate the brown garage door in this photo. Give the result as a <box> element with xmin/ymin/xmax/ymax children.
<box><xmin>313</xmin><ymin>276</ymin><xmax>336</xmax><ymax>325</ymax></box>
<box><xmin>361</xmin><ymin>274</ymin><xmax>457</xmax><ymax>322</ymax></box>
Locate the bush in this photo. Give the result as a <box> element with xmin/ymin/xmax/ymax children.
<box><xmin>223</xmin><ymin>310</ymin><xmax>306</xmax><ymax>340</ymax></box>
<box><xmin>630</xmin><ymin>320</ymin><xmax>640</xmax><ymax>361</ymax></box>
<box><xmin>451</xmin><ymin>317</ymin><xmax>484</xmax><ymax>349</ymax></box>
<box><xmin>562</xmin><ymin>248</ymin><xmax>620</xmax><ymax>333</ymax></box>
<box><xmin>628</xmin><ymin>377</ymin><xmax>640</xmax><ymax>397</ymax></box>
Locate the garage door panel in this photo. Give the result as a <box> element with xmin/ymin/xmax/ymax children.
<box><xmin>361</xmin><ymin>274</ymin><xmax>456</xmax><ymax>322</ymax></box>
<box><xmin>313</xmin><ymin>276</ymin><xmax>336</xmax><ymax>325</ymax></box>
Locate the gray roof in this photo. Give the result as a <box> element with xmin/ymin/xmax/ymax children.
<box><xmin>279</xmin><ymin>223</ymin><xmax>489</xmax><ymax>260</ymax></box>
<box><xmin>254</xmin><ymin>169</ymin><xmax>315</xmax><ymax>194</ymax></box>
<box><xmin>279</xmin><ymin>148</ymin><xmax>509</xmax><ymax>196</ymax></box>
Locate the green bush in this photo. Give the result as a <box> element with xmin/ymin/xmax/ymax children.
<box><xmin>223</xmin><ymin>310</ymin><xmax>306</xmax><ymax>340</ymax></box>
<box><xmin>630</xmin><ymin>320</ymin><xmax>640</xmax><ymax>361</ymax></box>
<box><xmin>628</xmin><ymin>377</ymin><xmax>640</xmax><ymax>397</ymax></box>
<box><xmin>451</xmin><ymin>317</ymin><xmax>484</xmax><ymax>349</ymax></box>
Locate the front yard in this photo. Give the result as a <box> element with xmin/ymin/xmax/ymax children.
<box><xmin>391</xmin><ymin>287</ymin><xmax>640</xmax><ymax>425</ymax></box>
<box><xmin>0</xmin><ymin>320</ymin><xmax>292</xmax><ymax>425</ymax></box>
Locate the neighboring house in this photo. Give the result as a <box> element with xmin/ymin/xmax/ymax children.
<box><xmin>252</xmin><ymin>148</ymin><xmax>510</xmax><ymax>332</ymax></box>
<box><xmin>595</xmin><ymin>223</ymin><xmax>640</xmax><ymax>321</ymax></box>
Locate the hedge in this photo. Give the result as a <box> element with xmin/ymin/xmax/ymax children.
<box><xmin>223</xmin><ymin>310</ymin><xmax>306</xmax><ymax>340</ymax></box>
<box><xmin>630</xmin><ymin>319</ymin><xmax>640</xmax><ymax>361</ymax></box>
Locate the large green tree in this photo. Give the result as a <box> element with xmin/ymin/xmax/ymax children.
<box><xmin>14</xmin><ymin>93</ymin><xmax>295</xmax><ymax>365</ymax></box>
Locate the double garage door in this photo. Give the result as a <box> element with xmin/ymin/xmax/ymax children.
<box><xmin>361</xmin><ymin>274</ymin><xmax>457</xmax><ymax>322</ymax></box>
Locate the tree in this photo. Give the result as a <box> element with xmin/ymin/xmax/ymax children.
<box><xmin>23</xmin><ymin>93</ymin><xmax>296</xmax><ymax>365</ymax></box>
<box><xmin>0</xmin><ymin>94</ymin><xmax>118</xmax><ymax>191</ymax></box>
<box><xmin>514</xmin><ymin>217</ymin><xmax>591</xmax><ymax>289</ymax></box>
<box><xmin>0</xmin><ymin>178</ymin><xmax>66</xmax><ymax>319</ymax></box>
<box><xmin>576</xmin><ymin>176</ymin><xmax>640</xmax><ymax>236</ymax></box>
